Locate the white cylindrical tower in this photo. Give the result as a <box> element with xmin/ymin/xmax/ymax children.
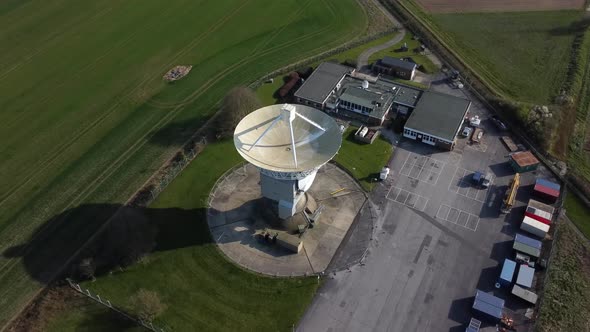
<box><xmin>233</xmin><ymin>104</ymin><xmax>342</xmax><ymax>219</ymax></box>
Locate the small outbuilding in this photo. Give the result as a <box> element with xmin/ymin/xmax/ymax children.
<box><xmin>509</xmin><ymin>151</ymin><xmax>539</xmax><ymax>173</ymax></box>
<box><xmin>373</xmin><ymin>56</ymin><xmax>418</xmax><ymax>80</ymax></box>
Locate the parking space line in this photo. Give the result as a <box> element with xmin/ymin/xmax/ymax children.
<box><xmin>400</xmin><ymin>152</ymin><xmax>446</xmax><ymax>186</ymax></box>
<box><xmin>447</xmin><ymin>166</ymin><xmax>493</xmax><ymax>203</ymax></box>
<box><xmin>436</xmin><ymin>204</ymin><xmax>479</xmax><ymax>231</ymax></box>
<box><xmin>386</xmin><ymin>186</ymin><xmax>428</xmax><ymax>212</ymax></box>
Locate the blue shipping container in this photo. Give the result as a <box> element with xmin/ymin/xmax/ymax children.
<box><xmin>536</xmin><ymin>178</ymin><xmax>560</xmax><ymax>191</ymax></box>
<box><xmin>499</xmin><ymin>259</ymin><xmax>516</xmax><ymax>287</ymax></box>
<box><xmin>515</xmin><ymin>233</ymin><xmax>542</xmax><ymax>250</ymax></box>
<box><xmin>473</xmin><ymin>290</ymin><xmax>504</xmax><ymax>321</ymax></box>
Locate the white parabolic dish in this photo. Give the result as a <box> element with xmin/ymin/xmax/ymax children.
<box><xmin>234</xmin><ymin>104</ymin><xmax>342</xmax><ymax>173</ymax></box>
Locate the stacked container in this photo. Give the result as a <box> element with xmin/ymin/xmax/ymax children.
<box><xmin>521</xmin><ymin>216</ymin><xmax>550</xmax><ymax>239</ymax></box>
<box><xmin>513</xmin><ymin>233</ymin><xmax>542</xmax><ymax>258</ymax></box>
<box><xmin>525</xmin><ymin>199</ymin><xmax>554</xmax><ymax>225</ymax></box>
<box><xmin>533</xmin><ymin>179</ymin><xmax>560</xmax><ymax>204</ymax></box>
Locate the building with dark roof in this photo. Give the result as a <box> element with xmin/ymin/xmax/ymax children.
<box><xmin>325</xmin><ymin>75</ymin><xmax>422</xmax><ymax>125</ymax></box>
<box><xmin>373</xmin><ymin>56</ymin><xmax>418</xmax><ymax>80</ymax></box>
<box><xmin>294</xmin><ymin>62</ymin><xmax>353</xmax><ymax>109</ymax></box>
<box><xmin>403</xmin><ymin>91</ymin><xmax>471</xmax><ymax>150</ymax></box>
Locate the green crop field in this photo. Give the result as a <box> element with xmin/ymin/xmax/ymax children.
<box><xmin>0</xmin><ymin>0</ymin><xmax>366</xmax><ymax>327</ymax></box>
<box><xmin>430</xmin><ymin>11</ymin><xmax>583</xmax><ymax>103</ymax></box>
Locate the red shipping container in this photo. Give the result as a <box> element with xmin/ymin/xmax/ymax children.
<box><xmin>533</xmin><ymin>184</ymin><xmax>559</xmax><ymax>203</ymax></box>
<box><xmin>525</xmin><ymin>199</ymin><xmax>553</xmax><ymax>225</ymax></box>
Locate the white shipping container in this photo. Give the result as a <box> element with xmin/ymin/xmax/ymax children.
<box><xmin>521</xmin><ymin>216</ymin><xmax>549</xmax><ymax>238</ymax></box>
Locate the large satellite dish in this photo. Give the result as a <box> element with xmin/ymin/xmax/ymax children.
<box><xmin>234</xmin><ymin>104</ymin><xmax>342</xmax><ymax>173</ymax></box>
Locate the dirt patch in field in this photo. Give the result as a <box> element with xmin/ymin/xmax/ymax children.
<box><xmin>415</xmin><ymin>0</ymin><xmax>585</xmax><ymax>13</ymax></box>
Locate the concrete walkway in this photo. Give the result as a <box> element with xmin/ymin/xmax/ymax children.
<box><xmin>356</xmin><ymin>0</ymin><xmax>406</xmax><ymax>70</ymax></box>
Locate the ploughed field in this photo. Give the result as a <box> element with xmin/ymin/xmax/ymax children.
<box><xmin>414</xmin><ymin>0</ymin><xmax>584</xmax><ymax>13</ymax></box>
<box><xmin>0</xmin><ymin>0</ymin><xmax>365</xmax><ymax>327</ymax></box>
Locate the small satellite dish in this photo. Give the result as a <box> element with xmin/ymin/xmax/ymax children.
<box><xmin>362</xmin><ymin>80</ymin><xmax>369</xmax><ymax>89</ymax></box>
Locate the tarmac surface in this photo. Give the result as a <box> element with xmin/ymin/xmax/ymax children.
<box><xmin>207</xmin><ymin>163</ymin><xmax>366</xmax><ymax>276</ymax></box>
<box><xmin>298</xmin><ymin>82</ymin><xmax>558</xmax><ymax>331</ymax></box>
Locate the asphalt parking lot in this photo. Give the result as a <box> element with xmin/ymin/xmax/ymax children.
<box><xmin>299</xmin><ymin>90</ymin><xmax>558</xmax><ymax>331</ymax></box>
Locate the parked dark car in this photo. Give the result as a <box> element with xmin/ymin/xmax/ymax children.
<box><xmin>490</xmin><ymin>115</ymin><xmax>508</xmax><ymax>131</ymax></box>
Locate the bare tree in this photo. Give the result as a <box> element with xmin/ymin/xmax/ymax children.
<box><xmin>216</xmin><ymin>86</ymin><xmax>262</xmax><ymax>138</ymax></box>
<box><xmin>129</xmin><ymin>289</ymin><xmax>167</xmax><ymax>322</ymax></box>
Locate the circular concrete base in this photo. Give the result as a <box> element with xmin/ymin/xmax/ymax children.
<box><xmin>207</xmin><ymin>163</ymin><xmax>366</xmax><ymax>276</ymax></box>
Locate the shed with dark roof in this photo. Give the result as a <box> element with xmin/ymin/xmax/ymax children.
<box><xmin>373</xmin><ymin>56</ymin><xmax>418</xmax><ymax>80</ymax></box>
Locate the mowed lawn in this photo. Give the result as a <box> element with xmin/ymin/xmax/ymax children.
<box><xmin>0</xmin><ymin>0</ymin><xmax>366</xmax><ymax>327</ymax></box>
<box><xmin>46</xmin><ymin>140</ymin><xmax>320</xmax><ymax>331</ymax></box>
<box><xmin>334</xmin><ymin>127</ymin><xmax>393</xmax><ymax>191</ymax></box>
<box><xmin>431</xmin><ymin>11</ymin><xmax>583</xmax><ymax>103</ymax></box>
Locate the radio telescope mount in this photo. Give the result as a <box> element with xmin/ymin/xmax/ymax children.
<box><xmin>234</xmin><ymin>103</ymin><xmax>342</xmax><ymax>219</ymax></box>
<box><xmin>207</xmin><ymin>103</ymin><xmax>367</xmax><ymax>274</ymax></box>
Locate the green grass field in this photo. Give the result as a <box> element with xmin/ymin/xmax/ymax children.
<box><xmin>0</xmin><ymin>0</ymin><xmax>366</xmax><ymax>326</ymax></box>
<box><xmin>565</xmin><ymin>193</ymin><xmax>590</xmax><ymax>238</ymax></box>
<box><xmin>334</xmin><ymin>127</ymin><xmax>393</xmax><ymax>191</ymax></box>
<box><xmin>43</xmin><ymin>140</ymin><xmax>320</xmax><ymax>331</ymax></box>
<box><xmin>537</xmin><ymin>221</ymin><xmax>590</xmax><ymax>331</ymax></box>
<box><xmin>430</xmin><ymin>10</ymin><xmax>583</xmax><ymax>103</ymax></box>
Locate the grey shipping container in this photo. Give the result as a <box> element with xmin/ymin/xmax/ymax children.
<box><xmin>513</xmin><ymin>241</ymin><xmax>541</xmax><ymax>258</ymax></box>
<box><xmin>511</xmin><ymin>285</ymin><xmax>538</xmax><ymax>304</ymax></box>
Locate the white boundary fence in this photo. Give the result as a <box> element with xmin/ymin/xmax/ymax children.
<box><xmin>66</xmin><ymin>279</ymin><xmax>166</xmax><ymax>332</ymax></box>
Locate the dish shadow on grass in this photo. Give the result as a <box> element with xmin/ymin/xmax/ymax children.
<box><xmin>2</xmin><ymin>204</ymin><xmax>209</xmax><ymax>284</ymax></box>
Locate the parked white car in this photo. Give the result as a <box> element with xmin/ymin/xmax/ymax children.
<box><xmin>461</xmin><ymin>126</ymin><xmax>473</xmax><ymax>137</ymax></box>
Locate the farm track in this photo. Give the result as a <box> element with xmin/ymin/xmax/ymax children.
<box><xmin>0</xmin><ymin>0</ymin><xmax>360</xmax><ymax>306</ymax></box>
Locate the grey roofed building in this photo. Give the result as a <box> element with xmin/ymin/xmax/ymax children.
<box><xmin>339</xmin><ymin>87</ymin><xmax>383</xmax><ymax>109</ymax></box>
<box><xmin>404</xmin><ymin>91</ymin><xmax>471</xmax><ymax>143</ymax></box>
<box><xmin>294</xmin><ymin>62</ymin><xmax>353</xmax><ymax>108</ymax></box>
<box><xmin>380</xmin><ymin>56</ymin><xmax>417</xmax><ymax>71</ymax></box>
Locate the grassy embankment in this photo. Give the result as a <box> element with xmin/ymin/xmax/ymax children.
<box><xmin>537</xmin><ymin>221</ymin><xmax>590</xmax><ymax>331</ymax></box>
<box><xmin>0</xmin><ymin>0</ymin><xmax>366</xmax><ymax>327</ymax></box>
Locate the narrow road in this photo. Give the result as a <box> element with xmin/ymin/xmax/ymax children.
<box><xmin>356</xmin><ymin>0</ymin><xmax>406</xmax><ymax>70</ymax></box>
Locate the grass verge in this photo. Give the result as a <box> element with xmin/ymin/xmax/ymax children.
<box><xmin>537</xmin><ymin>221</ymin><xmax>590</xmax><ymax>331</ymax></box>
<box><xmin>564</xmin><ymin>193</ymin><xmax>590</xmax><ymax>238</ymax></box>
<box><xmin>334</xmin><ymin>127</ymin><xmax>393</xmax><ymax>191</ymax></box>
